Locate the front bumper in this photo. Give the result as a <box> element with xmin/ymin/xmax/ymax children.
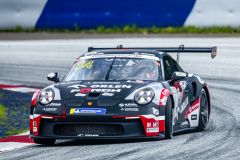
<box><xmin>30</xmin><ymin>117</ymin><xmax>165</xmax><ymax>139</ymax></box>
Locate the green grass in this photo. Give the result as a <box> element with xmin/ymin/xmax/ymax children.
<box><xmin>1</xmin><ymin>25</ymin><xmax>240</xmax><ymax>34</ymax></box>
<box><xmin>0</xmin><ymin>90</ymin><xmax>32</xmax><ymax>139</ymax></box>
<box><xmin>0</xmin><ymin>103</ymin><xmax>7</xmax><ymax>118</ymax></box>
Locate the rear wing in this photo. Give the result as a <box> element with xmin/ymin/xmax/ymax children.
<box><xmin>88</xmin><ymin>44</ymin><xmax>217</xmax><ymax>63</ymax></box>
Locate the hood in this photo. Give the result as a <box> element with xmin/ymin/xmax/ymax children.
<box><xmin>59</xmin><ymin>80</ymin><xmax>152</xmax><ymax>101</ymax></box>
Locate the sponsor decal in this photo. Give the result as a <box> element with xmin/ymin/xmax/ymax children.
<box><xmin>68</xmin><ymin>85</ymin><xmax>87</xmax><ymax>89</ymax></box>
<box><xmin>84</xmin><ymin>54</ymin><xmax>159</xmax><ymax>60</ymax></box>
<box><xmin>71</xmin><ymin>88</ymin><xmax>122</xmax><ymax>93</ymax></box>
<box><xmin>152</xmin><ymin>108</ymin><xmax>159</xmax><ymax>116</ymax></box>
<box><xmin>75</xmin><ymin>93</ymin><xmax>86</xmax><ymax>97</ymax></box>
<box><xmin>184</xmin><ymin>98</ymin><xmax>200</xmax><ymax>118</ymax></box>
<box><xmin>46</xmin><ymin>103</ymin><xmax>61</xmax><ymax>106</ymax></box>
<box><xmin>33</xmin><ymin>127</ymin><xmax>37</xmax><ymax>132</ymax></box>
<box><xmin>191</xmin><ymin>114</ymin><xmax>197</xmax><ymax>120</ymax></box>
<box><xmin>153</xmin><ymin>86</ymin><xmax>163</xmax><ymax>91</ymax></box>
<box><xmin>133</xmin><ymin>52</ymin><xmax>140</xmax><ymax>55</ymax></box>
<box><xmin>70</xmin><ymin>108</ymin><xmax>106</xmax><ymax>114</ymax></box>
<box><xmin>121</xmin><ymin>108</ymin><xmax>139</xmax><ymax>111</ymax></box>
<box><xmin>65</xmin><ymin>81</ymin><xmax>82</xmax><ymax>84</ymax></box>
<box><xmin>176</xmin><ymin>72</ymin><xmax>186</xmax><ymax>77</ymax></box>
<box><xmin>42</xmin><ymin>108</ymin><xmax>57</xmax><ymax>111</ymax></box>
<box><xmin>80</xmin><ymin>88</ymin><xmax>92</xmax><ymax>93</ymax></box>
<box><xmin>180</xmin><ymin>96</ymin><xmax>188</xmax><ymax>113</ymax></box>
<box><xmin>170</xmin><ymin>87</ymin><xmax>177</xmax><ymax>94</ymax></box>
<box><xmin>146</xmin><ymin>128</ymin><xmax>159</xmax><ymax>132</ymax></box>
<box><xmin>179</xmin><ymin>81</ymin><xmax>187</xmax><ymax>91</ymax></box>
<box><xmin>33</xmin><ymin>121</ymin><xmax>37</xmax><ymax>126</ymax></box>
<box><xmin>189</xmin><ymin>103</ymin><xmax>199</xmax><ymax>113</ymax></box>
<box><xmin>160</xmin><ymin>96</ymin><xmax>167</xmax><ymax>105</ymax></box>
<box><xmin>90</xmin><ymin>85</ymin><xmax>131</xmax><ymax>88</ymax></box>
<box><xmin>47</xmin><ymin>73</ymin><xmax>55</xmax><ymax>78</ymax></box>
<box><xmin>74</xmin><ymin>61</ymin><xmax>94</xmax><ymax>70</ymax></box>
<box><xmin>124</xmin><ymin>103</ymin><xmax>138</xmax><ymax>107</ymax></box>
<box><xmin>119</xmin><ymin>103</ymin><xmax>124</xmax><ymax>107</ymax></box>
<box><xmin>147</xmin><ymin>122</ymin><xmax>151</xmax><ymax>127</ymax></box>
<box><xmin>88</xmin><ymin>102</ymin><xmax>92</xmax><ymax>105</ymax></box>
<box><xmin>147</xmin><ymin>122</ymin><xmax>159</xmax><ymax>127</ymax></box>
<box><xmin>127</xmin><ymin>80</ymin><xmax>146</xmax><ymax>83</ymax></box>
<box><xmin>85</xmin><ymin>52</ymin><xmax>98</xmax><ymax>55</ymax></box>
<box><xmin>91</xmin><ymin>89</ymin><xmax>121</xmax><ymax>92</ymax></box>
<box><xmin>195</xmin><ymin>75</ymin><xmax>204</xmax><ymax>84</ymax></box>
<box><xmin>77</xmin><ymin>134</ymin><xmax>99</xmax><ymax>137</ymax></box>
<box><xmin>102</xmin><ymin>93</ymin><xmax>114</xmax><ymax>96</ymax></box>
<box><xmin>69</xmin><ymin>84</ymin><xmax>133</xmax><ymax>93</ymax></box>
<box><xmin>92</xmin><ymin>82</ymin><xmax>121</xmax><ymax>84</ymax></box>
<box><xmin>119</xmin><ymin>103</ymin><xmax>138</xmax><ymax>107</ymax></box>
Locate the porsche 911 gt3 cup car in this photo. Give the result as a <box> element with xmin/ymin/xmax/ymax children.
<box><xmin>30</xmin><ymin>45</ymin><xmax>217</xmax><ymax>145</ymax></box>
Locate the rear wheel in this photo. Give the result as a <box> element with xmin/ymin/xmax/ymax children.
<box><xmin>34</xmin><ymin>138</ymin><xmax>56</xmax><ymax>145</ymax></box>
<box><xmin>165</xmin><ymin>97</ymin><xmax>173</xmax><ymax>139</ymax></box>
<box><xmin>197</xmin><ymin>89</ymin><xmax>209</xmax><ymax>131</ymax></box>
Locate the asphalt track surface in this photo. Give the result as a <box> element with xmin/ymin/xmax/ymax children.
<box><xmin>0</xmin><ymin>38</ymin><xmax>240</xmax><ymax>159</ymax></box>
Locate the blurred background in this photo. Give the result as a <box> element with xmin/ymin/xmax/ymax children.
<box><xmin>1</xmin><ymin>0</ymin><xmax>240</xmax><ymax>29</ymax></box>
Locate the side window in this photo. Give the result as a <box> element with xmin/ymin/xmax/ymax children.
<box><xmin>170</xmin><ymin>59</ymin><xmax>183</xmax><ymax>73</ymax></box>
<box><xmin>176</xmin><ymin>61</ymin><xmax>184</xmax><ymax>72</ymax></box>
<box><xmin>163</xmin><ymin>56</ymin><xmax>184</xmax><ymax>80</ymax></box>
<box><xmin>163</xmin><ymin>56</ymin><xmax>174</xmax><ymax>80</ymax></box>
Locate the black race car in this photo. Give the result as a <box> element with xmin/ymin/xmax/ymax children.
<box><xmin>30</xmin><ymin>45</ymin><xmax>217</xmax><ymax>145</ymax></box>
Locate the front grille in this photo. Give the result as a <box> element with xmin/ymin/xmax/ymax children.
<box><xmin>54</xmin><ymin>124</ymin><xmax>124</xmax><ymax>136</ymax></box>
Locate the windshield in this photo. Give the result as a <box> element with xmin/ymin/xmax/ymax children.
<box><xmin>63</xmin><ymin>58</ymin><xmax>160</xmax><ymax>81</ymax></box>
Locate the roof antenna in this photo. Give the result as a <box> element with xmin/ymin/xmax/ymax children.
<box><xmin>117</xmin><ymin>45</ymin><xmax>123</xmax><ymax>49</ymax></box>
<box><xmin>177</xmin><ymin>44</ymin><xmax>184</xmax><ymax>63</ymax></box>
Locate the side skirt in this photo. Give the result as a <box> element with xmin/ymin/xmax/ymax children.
<box><xmin>173</xmin><ymin>127</ymin><xmax>197</xmax><ymax>135</ymax></box>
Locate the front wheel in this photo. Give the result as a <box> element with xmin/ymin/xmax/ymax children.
<box><xmin>34</xmin><ymin>138</ymin><xmax>56</xmax><ymax>145</ymax></box>
<box><xmin>197</xmin><ymin>88</ymin><xmax>209</xmax><ymax>131</ymax></box>
<box><xmin>165</xmin><ymin>97</ymin><xmax>173</xmax><ymax>139</ymax></box>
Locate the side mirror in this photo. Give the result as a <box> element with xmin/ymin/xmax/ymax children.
<box><xmin>47</xmin><ymin>72</ymin><xmax>60</xmax><ymax>83</ymax></box>
<box><xmin>171</xmin><ymin>72</ymin><xmax>187</xmax><ymax>82</ymax></box>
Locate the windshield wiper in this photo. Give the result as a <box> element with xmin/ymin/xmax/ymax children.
<box><xmin>105</xmin><ymin>57</ymin><xmax>116</xmax><ymax>80</ymax></box>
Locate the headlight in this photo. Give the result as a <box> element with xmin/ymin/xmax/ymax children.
<box><xmin>134</xmin><ymin>88</ymin><xmax>155</xmax><ymax>105</ymax></box>
<box><xmin>39</xmin><ymin>88</ymin><xmax>54</xmax><ymax>105</ymax></box>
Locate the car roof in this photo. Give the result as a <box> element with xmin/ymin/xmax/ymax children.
<box><xmin>81</xmin><ymin>49</ymin><xmax>173</xmax><ymax>60</ymax></box>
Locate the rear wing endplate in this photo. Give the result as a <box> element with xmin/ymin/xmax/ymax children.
<box><xmin>88</xmin><ymin>45</ymin><xmax>217</xmax><ymax>63</ymax></box>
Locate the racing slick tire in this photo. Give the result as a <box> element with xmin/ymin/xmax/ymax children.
<box><xmin>33</xmin><ymin>138</ymin><xmax>56</xmax><ymax>145</ymax></box>
<box><xmin>197</xmin><ymin>89</ymin><xmax>209</xmax><ymax>131</ymax></box>
<box><xmin>165</xmin><ymin>97</ymin><xmax>173</xmax><ymax>139</ymax></box>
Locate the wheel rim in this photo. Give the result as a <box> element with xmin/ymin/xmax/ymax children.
<box><xmin>200</xmin><ymin>92</ymin><xmax>209</xmax><ymax>127</ymax></box>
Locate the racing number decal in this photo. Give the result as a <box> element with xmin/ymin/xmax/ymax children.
<box><xmin>74</xmin><ymin>61</ymin><xmax>94</xmax><ymax>70</ymax></box>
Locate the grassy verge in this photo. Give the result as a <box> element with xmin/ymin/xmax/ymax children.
<box><xmin>0</xmin><ymin>90</ymin><xmax>32</xmax><ymax>139</ymax></box>
<box><xmin>1</xmin><ymin>25</ymin><xmax>240</xmax><ymax>34</ymax></box>
<box><xmin>0</xmin><ymin>103</ymin><xmax>7</xmax><ymax>118</ymax></box>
